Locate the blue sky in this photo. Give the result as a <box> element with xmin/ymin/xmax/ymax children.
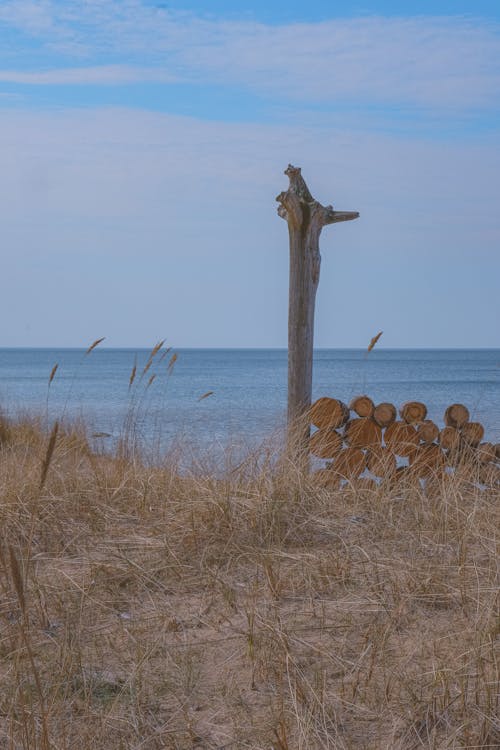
<box><xmin>1</xmin><ymin>1</ymin><xmax>499</xmax><ymax>347</ymax></box>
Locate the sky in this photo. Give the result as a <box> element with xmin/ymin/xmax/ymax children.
<box><xmin>1</xmin><ymin>1</ymin><xmax>499</xmax><ymax>348</ymax></box>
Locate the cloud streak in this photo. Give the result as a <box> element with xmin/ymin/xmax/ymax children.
<box><xmin>0</xmin><ymin>106</ymin><xmax>498</xmax><ymax>347</ymax></box>
<box><xmin>188</xmin><ymin>17</ymin><xmax>500</xmax><ymax>109</ymax></box>
<box><xmin>0</xmin><ymin>65</ymin><xmax>178</xmax><ymax>85</ymax></box>
<box><xmin>0</xmin><ymin>2</ymin><xmax>499</xmax><ymax>111</ymax></box>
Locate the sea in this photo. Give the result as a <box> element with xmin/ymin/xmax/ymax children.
<box><xmin>0</xmin><ymin>348</ymin><xmax>499</xmax><ymax>459</ymax></box>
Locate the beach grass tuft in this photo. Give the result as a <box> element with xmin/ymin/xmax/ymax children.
<box><xmin>0</xmin><ymin>413</ymin><xmax>498</xmax><ymax>748</ymax></box>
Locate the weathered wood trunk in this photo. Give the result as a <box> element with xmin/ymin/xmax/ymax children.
<box><xmin>276</xmin><ymin>165</ymin><xmax>359</xmax><ymax>447</ymax></box>
<box><xmin>286</xmin><ymin>203</ymin><xmax>320</xmax><ymax>429</ymax></box>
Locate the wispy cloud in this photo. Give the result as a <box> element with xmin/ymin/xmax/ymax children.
<box><xmin>0</xmin><ymin>2</ymin><xmax>498</xmax><ymax>111</ymax></box>
<box><xmin>188</xmin><ymin>17</ymin><xmax>500</xmax><ymax>109</ymax></box>
<box><xmin>0</xmin><ymin>65</ymin><xmax>178</xmax><ymax>85</ymax></box>
<box><xmin>0</xmin><ymin>0</ymin><xmax>56</xmax><ymax>34</ymax></box>
<box><xmin>0</xmin><ymin>106</ymin><xmax>498</xmax><ymax>347</ymax></box>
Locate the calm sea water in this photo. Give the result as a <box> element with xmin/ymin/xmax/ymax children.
<box><xmin>0</xmin><ymin>349</ymin><xmax>499</xmax><ymax>454</ymax></box>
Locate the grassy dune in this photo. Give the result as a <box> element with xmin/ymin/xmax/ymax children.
<box><xmin>0</xmin><ymin>415</ymin><xmax>498</xmax><ymax>749</ymax></box>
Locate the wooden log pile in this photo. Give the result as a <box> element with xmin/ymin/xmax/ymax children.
<box><xmin>310</xmin><ymin>396</ymin><xmax>500</xmax><ymax>489</ymax></box>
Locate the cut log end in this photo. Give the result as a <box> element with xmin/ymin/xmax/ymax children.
<box><xmin>330</xmin><ymin>447</ymin><xmax>366</xmax><ymax>479</ymax></box>
<box><xmin>384</xmin><ymin>421</ymin><xmax>419</xmax><ymax>457</ymax></box>
<box><xmin>477</xmin><ymin>442</ymin><xmax>496</xmax><ymax>464</ymax></box>
<box><xmin>310</xmin><ymin>397</ymin><xmax>349</xmax><ymax>430</ymax></box>
<box><xmin>373</xmin><ymin>402</ymin><xmax>397</xmax><ymax>428</ymax></box>
<box><xmin>344</xmin><ymin>418</ymin><xmax>382</xmax><ymax>449</ymax></box>
<box><xmin>366</xmin><ymin>445</ymin><xmax>397</xmax><ymax>478</ymax></box>
<box><xmin>349</xmin><ymin>395</ymin><xmax>374</xmax><ymax>418</ymax></box>
<box><xmin>409</xmin><ymin>444</ymin><xmax>445</xmax><ymax>478</ymax></box>
<box><xmin>444</xmin><ymin>403</ymin><xmax>470</xmax><ymax>428</ymax></box>
<box><xmin>417</xmin><ymin>420</ymin><xmax>439</xmax><ymax>444</ymax></box>
<box><xmin>461</xmin><ymin>421</ymin><xmax>485</xmax><ymax>447</ymax></box>
<box><xmin>439</xmin><ymin>426</ymin><xmax>461</xmax><ymax>451</ymax></box>
<box><xmin>310</xmin><ymin>428</ymin><xmax>343</xmax><ymax>459</ymax></box>
<box><xmin>400</xmin><ymin>401</ymin><xmax>428</xmax><ymax>424</ymax></box>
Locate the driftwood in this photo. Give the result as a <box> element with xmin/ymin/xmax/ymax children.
<box><xmin>277</xmin><ymin>165</ymin><xmax>358</xmax><ymax>439</ymax></box>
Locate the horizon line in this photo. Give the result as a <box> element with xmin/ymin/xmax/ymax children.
<box><xmin>1</xmin><ymin>346</ymin><xmax>498</xmax><ymax>352</ymax></box>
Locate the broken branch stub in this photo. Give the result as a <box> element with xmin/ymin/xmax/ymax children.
<box><xmin>276</xmin><ymin>164</ymin><xmax>359</xmax><ymax>439</ymax></box>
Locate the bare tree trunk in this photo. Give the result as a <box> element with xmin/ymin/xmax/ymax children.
<box><xmin>276</xmin><ymin>165</ymin><xmax>359</xmax><ymax>452</ymax></box>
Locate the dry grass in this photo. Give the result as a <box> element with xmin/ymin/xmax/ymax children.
<box><xmin>0</xmin><ymin>414</ymin><xmax>498</xmax><ymax>749</ymax></box>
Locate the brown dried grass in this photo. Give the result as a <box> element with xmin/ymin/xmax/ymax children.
<box><xmin>0</xmin><ymin>416</ymin><xmax>498</xmax><ymax>749</ymax></box>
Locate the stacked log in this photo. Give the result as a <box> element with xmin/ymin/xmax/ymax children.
<box><xmin>373</xmin><ymin>402</ymin><xmax>397</xmax><ymax>428</ymax></box>
<box><xmin>477</xmin><ymin>442</ymin><xmax>497</xmax><ymax>464</ymax></box>
<box><xmin>310</xmin><ymin>394</ymin><xmax>498</xmax><ymax>489</ymax></box>
<box><xmin>390</xmin><ymin>465</ymin><xmax>420</xmax><ymax>487</ymax></box>
<box><xmin>409</xmin><ymin>444</ymin><xmax>445</xmax><ymax>478</ymax></box>
<box><xmin>460</xmin><ymin>422</ymin><xmax>485</xmax><ymax>447</ymax></box>
<box><xmin>444</xmin><ymin>403</ymin><xmax>470</xmax><ymax>428</ymax></box>
<box><xmin>310</xmin><ymin>398</ymin><xmax>349</xmax><ymax>429</ymax></box>
<box><xmin>400</xmin><ymin>401</ymin><xmax>427</xmax><ymax>424</ymax></box>
<box><xmin>384</xmin><ymin>421</ymin><xmax>419</xmax><ymax>457</ymax></box>
<box><xmin>439</xmin><ymin>426</ymin><xmax>461</xmax><ymax>451</ymax></box>
<box><xmin>417</xmin><ymin>420</ymin><xmax>439</xmax><ymax>444</ymax></box>
<box><xmin>366</xmin><ymin>445</ymin><xmax>397</xmax><ymax>477</ymax></box>
<box><xmin>349</xmin><ymin>395</ymin><xmax>374</xmax><ymax>418</ymax></box>
<box><xmin>344</xmin><ymin>418</ymin><xmax>382</xmax><ymax>448</ymax></box>
<box><xmin>330</xmin><ymin>447</ymin><xmax>366</xmax><ymax>480</ymax></box>
<box><xmin>310</xmin><ymin>429</ymin><xmax>342</xmax><ymax>459</ymax></box>
<box><xmin>479</xmin><ymin>463</ymin><xmax>500</xmax><ymax>487</ymax></box>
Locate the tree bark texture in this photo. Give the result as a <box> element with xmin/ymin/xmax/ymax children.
<box><xmin>276</xmin><ymin>164</ymin><xmax>359</xmax><ymax>436</ymax></box>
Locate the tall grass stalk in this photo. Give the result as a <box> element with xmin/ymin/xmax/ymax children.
<box><xmin>0</xmin><ymin>410</ymin><xmax>498</xmax><ymax>748</ymax></box>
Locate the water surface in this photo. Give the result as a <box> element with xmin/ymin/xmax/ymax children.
<box><xmin>0</xmin><ymin>349</ymin><xmax>498</xmax><ymax>453</ymax></box>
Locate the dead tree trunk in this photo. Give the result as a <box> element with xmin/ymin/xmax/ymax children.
<box><xmin>276</xmin><ymin>164</ymin><xmax>359</xmax><ymax>447</ymax></box>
